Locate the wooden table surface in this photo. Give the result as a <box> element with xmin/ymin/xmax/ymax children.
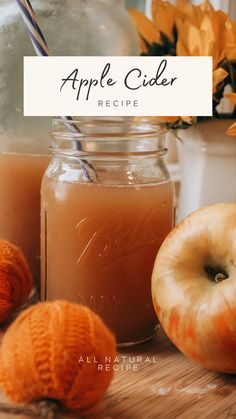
<box><xmin>0</xmin><ymin>327</ymin><xmax>236</xmax><ymax>419</ymax></box>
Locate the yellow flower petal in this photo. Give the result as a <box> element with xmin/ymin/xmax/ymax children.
<box><xmin>159</xmin><ymin>116</ymin><xmax>180</xmax><ymax>123</ymax></box>
<box><xmin>225</xmin><ymin>93</ymin><xmax>236</xmax><ymax>104</ymax></box>
<box><xmin>129</xmin><ymin>9</ymin><xmax>160</xmax><ymax>45</ymax></box>
<box><xmin>213</xmin><ymin>68</ymin><xmax>228</xmax><ymax>93</ymax></box>
<box><xmin>225</xmin><ymin>92</ymin><xmax>236</xmax><ymax>136</ymax></box>
<box><xmin>176</xmin><ymin>0</ymin><xmax>194</xmax><ymax>16</ymax></box>
<box><xmin>152</xmin><ymin>0</ymin><xmax>183</xmax><ymax>41</ymax></box>
<box><xmin>199</xmin><ymin>0</ymin><xmax>214</xmax><ymax>12</ymax></box>
<box><xmin>158</xmin><ymin>116</ymin><xmax>193</xmax><ymax>125</ymax></box>
<box><xmin>227</xmin><ymin>122</ymin><xmax>236</xmax><ymax>136</ymax></box>
<box><xmin>181</xmin><ymin>116</ymin><xmax>194</xmax><ymax>124</ymax></box>
<box><xmin>225</xmin><ymin>45</ymin><xmax>236</xmax><ymax>60</ymax></box>
<box><xmin>140</xmin><ymin>37</ymin><xmax>148</xmax><ymax>53</ymax></box>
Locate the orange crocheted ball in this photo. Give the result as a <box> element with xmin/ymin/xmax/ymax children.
<box><xmin>0</xmin><ymin>301</ymin><xmax>116</xmax><ymax>413</ymax></box>
<box><xmin>0</xmin><ymin>239</ymin><xmax>33</xmax><ymax>322</ymax></box>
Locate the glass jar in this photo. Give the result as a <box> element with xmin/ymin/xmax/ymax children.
<box><xmin>0</xmin><ymin>141</ymin><xmax>50</xmax><ymax>291</ymax></box>
<box><xmin>0</xmin><ymin>0</ymin><xmax>139</xmax><ymax>143</ymax></box>
<box><xmin>125</xmin><ymin>0</ymin><xmax>146</xmax><ymax>11</ymax></box>
<box><xmin>0</xmin><ymin>0</ymin><xmax>139</xmax><ymax>288</ymax></box>
<box><xmin>41</xmin><ymin>118</ymin><xmax>175</xmax><ymax>346</ymax></box>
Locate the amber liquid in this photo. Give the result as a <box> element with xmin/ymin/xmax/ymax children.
<box><xmin>0</xmin><ymin>153</ymin><xmax>49</xmax><ymax>286</ymax></box>
<box><xmin>41</xmin><ymin>179</ymin><xmax>174</xmax><ymax>344</ymax></box>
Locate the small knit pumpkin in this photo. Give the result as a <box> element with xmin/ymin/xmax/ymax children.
<box><xmin>0</xmin><ymin>301</ymin><xmax>116</xmax><ymax>414</ymax></box>
<box><xmin>0</xmin><ymin>239</ymin><xmax>33</xmax><ymax>322</ymax></box>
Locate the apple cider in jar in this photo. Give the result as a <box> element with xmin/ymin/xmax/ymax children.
<box><xmin>41</xmin><ymin>119</ymin><xmax>175</xmax><ymax>346</ymax></box>
<box><xmin>0</xmin><ymin>137</ymin><xmax>50</xmax><ymax>289</ymax></box>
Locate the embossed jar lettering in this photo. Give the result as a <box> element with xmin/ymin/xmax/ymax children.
<box><xmin>76</xmin><ymin>208</ymin><xmax>160</xmax><ymax>267</ymax></box>
<box><xmin>41</xmin><ymin>118</ymin><xmax>175</xmax><ymax>346</ymax></box>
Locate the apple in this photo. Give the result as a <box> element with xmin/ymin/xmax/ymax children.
<box><xmin>152</xmin><ymin>203</ymin><xmax>236</xmax><ymax>373</ymax></box>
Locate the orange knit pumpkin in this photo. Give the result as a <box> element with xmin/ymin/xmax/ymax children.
<box><xmin>0</xmin><ymin>301</ymin><xmax>116</xmax><ymax>413</ymax></box>
<box><xmin>0</xmin><ymin>239</ymin><xmax>33</xmax><ymax>322</ymax></box>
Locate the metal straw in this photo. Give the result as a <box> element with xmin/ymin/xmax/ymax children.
<box><xmin>16</xmin><ymin>0</ymin><xmax>50</xmax><ymax>56</ymax></box>
<box><xmin>16</xmin><ymin>0</ymin><xmax>94</xmax><ymax>180</ymax></box>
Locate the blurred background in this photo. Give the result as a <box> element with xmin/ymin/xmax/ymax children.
<box><xmin>125</xmin><ymin>0</ymin><xmax>146</xmax><ymax>11</ymax></box>
<box><xmin>125</xmin><ymin>0</ymin><xmax>236</xmax><ymax>19</ymax></box>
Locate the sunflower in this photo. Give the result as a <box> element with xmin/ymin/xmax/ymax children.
<box><xmin>129</xmin><ymin>0</ymin><xmax>236</xmax><ymax>129</ymax></box>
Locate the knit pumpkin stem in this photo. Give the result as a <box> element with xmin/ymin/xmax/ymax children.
<box><xmin>0</xmin><ymin>400</ymin><xmax>61</xmax><ymax>418</ymax></box>
<box><xmin>38</xmin><ymin>400</ymin><xmax>61</xmax><ymax>419</ymax></box>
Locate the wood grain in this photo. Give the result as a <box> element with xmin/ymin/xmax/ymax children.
<box><xmin>0</xmin><ymin>327</ymin><xmax>236</xmax><ymax>418</ymax></box>
<box><xmin>91</xmin><ymin>327</ymin><xmax>236</xmax><ymax>419</ymax></box>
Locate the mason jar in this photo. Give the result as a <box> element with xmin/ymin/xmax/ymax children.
<box><xmin>0</xmin><ymin>0</ymin><xmax>139</xmax><ymax>288</ymax></box>
<box><xmin>41</xmin><ymin>118</ymin><xmax>175</xmax><ymax>346</ymax></box>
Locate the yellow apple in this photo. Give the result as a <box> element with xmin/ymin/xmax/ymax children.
<box><xmin>152</xmin><ymin>203</ymin><xmax>236</xmax><ymax>373</ymax></box>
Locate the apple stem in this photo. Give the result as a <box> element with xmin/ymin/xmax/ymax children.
<box><xmin>215</xmin><ymin>273</ymin><xmax>227</xmax><ymax>283</ymax></box>
<box><xmin>204</xmin><ymin>265</ymin><xmax>228</xmax><ymax>283</ymax></box>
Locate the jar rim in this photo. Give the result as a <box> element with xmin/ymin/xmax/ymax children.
<box><xmin>51</xmin><ymin>117</ymin><xmax>167</xmax><ymax>140</ymax></box>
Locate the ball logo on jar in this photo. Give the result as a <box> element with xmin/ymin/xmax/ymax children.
<box><xmin>75</xmin><ymin>207</ymin><xmax>163</xmax><ymax>268</ymax></box>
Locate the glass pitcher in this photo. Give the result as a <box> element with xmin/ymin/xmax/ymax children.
<box><xmin>0</xmin><ymin>0</ymin><xmax>139</xmax><ymax>288</ymax></box>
